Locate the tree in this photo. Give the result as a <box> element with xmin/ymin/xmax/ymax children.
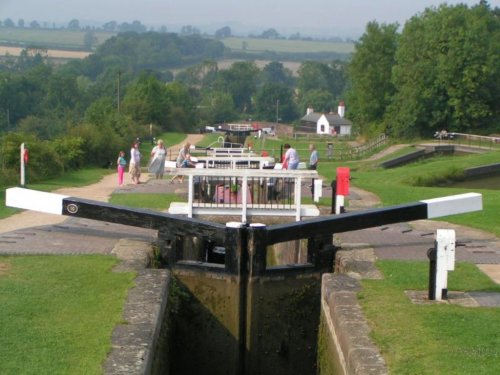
<box><xmin>214</xmin><ymin>61</ymin><xmax>260</xmax><ymax>113</ymax></box>
<box><xmin>0</xmin><ymin>68</ymin><xmax>48</xmax><ymax>131</ymax></box>
<box><xmin>17</xmin><ymin>19</ymin><xmax>25</xmax><ymax>28</ymax></box>
<box><xmin>297</xmin><ymin>61</ymin><xmax>332</xmax><ymax>96</ymax></box>
<box><xmin>102</xmin><ymin>21</ymin><xmax>117</xmax><ymax>32</ymax></box>
<box><xmin>387</xmin><ymin>3</ymin><xmax>500</xmax><ymax>137</ymax></box>
<box><xmin>118</xmin><ymin>21</ymin><xmax>146</xmax><ymax>33</ymax></box>
<box><xmin>164</xmin><ymin>81</ymin><xmax>196</xmax><ymax>132</ymax></box>
<box><xmin>215</xmin><ymin>26</ymin><xmax>232</xmax><ymax>39</ymax></box>
<box><xmin>176</xmin><ymin>60</ymin><xmax>218</xmax><ymax>89</ymax></box>
<box><xmin>83</xmin><ymin>32</ymin><xmax>98</xmax><ymax>50</ymax></box>
<box><xmin>298</xmin><ymin>89</ymin><xmax>335</xmax><ymax>115</ymax></box>
<box><xmin>68</xmin><ymin>19</ymin><xmax>80</xmax><ymax>30</ymax></box>
<box><xmin>346</xmin><ymin>21</ymin><xmax>399</xmax><ymax>132</ymax></box>
<box><xmin>4</xmin><ymin>18</ymin><xmax>15</xmax><ymax>28</ymax></box>
<box><xmin>260</xmin><ymin>28</ymin><xmax>280</xmax><ymax>39</ymax></box>
<box><xmin>254</xmin><ymin>83</ymin><xmax>297</xmax><ymax>122</ymax></box>
<box><xmin>29</xmin><ymin>20</ymin><xmax>41</xmax><ymax>29</ymax></box>
<box><xmin>198</xmin><ymin>90</ymin><xmax>236</xmax><ymax>124</ymax></box>
<box><xmin>180</xmin><ymin>25</ymin><xmax>200</xmax><ymax>35</ymax></box>
<box><xmin>44</xmin><ymin>72</ymin><xmax>81</xmax><ymax>114</ymax></box>
<box><xmin>18</xmin><ymin>115</ymin><xmax>65</xmax><ymax>139</ymax></box>
<box><xmin>261</xmin><ymin>61</ymin><xmax>294</xmax><ymax>86</ymax></box>
<box><xmin>121</xmin><ymin>72</ymin><xmax>171</xmax><ymax>130</ymax></box>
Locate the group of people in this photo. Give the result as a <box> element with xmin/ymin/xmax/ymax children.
<box><xmin>282</xmin><ymin>143</ymin><xmax>318</xmax><ymax>170</ymax></box>
<box><xmin>116</xmin><ymin>139</ymin><xmax>320</xmax><ymax>187</ymax></box>
<box><xmin>116</xmin><ymin>139</ymin><xmax>195</xmax><ymax>186</ymax></box>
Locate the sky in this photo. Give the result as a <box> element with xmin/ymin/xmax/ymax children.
<box><xmin>1</xmin><ymin>0</ymin><xmax>499</xmax><ymax>38</ymax></box>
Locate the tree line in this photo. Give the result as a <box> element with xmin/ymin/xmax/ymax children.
<box><xmin>1</xmin><ymin>2</ymin><xmax>499</xmax><ymax>185</ymax></box>
<box><xmin>347</xmin><ymin>1</ymin><xmax>500</xmax><ymax>138</ymax></box>
<box><xmin>1</xmin><ymin>17</ymin><xmax>352</xmax><ymax>44</ymax></box>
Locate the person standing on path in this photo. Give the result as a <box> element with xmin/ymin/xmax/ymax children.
<box><xmin>129</xmin><ymin>141</ymin><xmax>142</xmax><ymax>184</ymax></box>
<box><xmin>308</xmin><ymin>144</ymin><xmax>318</xmax><ymax>170</ymax></box>
<box><xmin>149</xmin><ymin>139</ymin><xmax>167</xmax><ymax>179</ymax></box>
<box><xmin>283</xmin><ymin>143</ymin><xmax>299</xmax><ymax>170</ymax></box>
<box><xmin>116</xmin><ymin>151</ymin><xmax>127</xmax><ymax>186</ymax></box>
<box><xmin>308</xmin><ymin>144</ymin><xmax>319</xmax><ymax>196</ymax></box>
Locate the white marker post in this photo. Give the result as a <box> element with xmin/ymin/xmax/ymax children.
<box><xmin>20</xmin><ymin>143</ymin><xmax>26</xmax><ymax>186</ymax></box>
<box><xmin>313</xmin><ymin>179</ymin><xmax>323</xmax><ymax>202</ymax></box>
<box><xmin>431</xmin><ymin>229</ymin><xmax>456</xmax><ymax>300</ymax></box>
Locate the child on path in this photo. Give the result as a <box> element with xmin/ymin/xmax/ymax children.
<box><xmin>117</xmin><ymin>151</ymin><xmax>127</xmax><ymax>186</ymax></box>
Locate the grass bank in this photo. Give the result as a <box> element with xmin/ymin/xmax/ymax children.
<box><xmin>0</xmin><ymin>255</ymin><xmax>135</xmax><ymax>374</ymax></box>
<box><xmin>317</xmin><ymin>148</ymin><xmax>500</xmax><ymax>236</ymax></box>
<box><xmin>360</xmin><ymin>261</ymin><xmax>500</xmax><ymax>374</ymax></box>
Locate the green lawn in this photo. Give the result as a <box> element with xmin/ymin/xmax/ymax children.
<box><xmin>317</xmin><ymin>149</ymin><xmax>500</xmax><ymax>236</ymax></box>
<box><xmin>109</xmin><ymin>193</ymin><xmax>179</xmax><ymax>210</ymax></box>
<box><xmin>360</xmin><ymin>261</ymin><xmax>500</xmax><ymax>374</ymax></box>
<box><xmin>0</xmin><ymin>255</ymin><xmax>135</xmax><ymax>374</ymax></box>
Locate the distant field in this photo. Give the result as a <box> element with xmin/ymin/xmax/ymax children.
<box><xmin>0</xmin><ymin>27</ymin><xmax>114</xmax><ymax>50</ymax></box>
<box><xmin>0</xmin><ymin>27</ymin><xmax>354</xmax><ymax>64</ymax></box>
<box><xmin>0</xmin><ymin>45</ymin><xmax>90</xmax><ymax>59</ymax></box>
<box><xmin>222</xmin><ymin>37</ymin><xmax>354</xmax><ymax>54</ymax></box>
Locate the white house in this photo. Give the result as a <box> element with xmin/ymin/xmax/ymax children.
<box><xmin>299</xmin><ymin>101</ymin><xmax>352</xmax><ymax>136</ymax></box>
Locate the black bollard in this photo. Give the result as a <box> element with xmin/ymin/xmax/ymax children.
<box><xmin>330</xmin><ymin>179</ymin><xmax>337</xmax><ymax>214</ymax></box>
<box><xmin>427</xmin><ymin>248</ymin><xmax>437</xmax><ymax>300</ymax></box>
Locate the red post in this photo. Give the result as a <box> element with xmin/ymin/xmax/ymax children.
<box><xmin>335</xmin><ymin>167</ymin><xmax>350</xmax><ymax>214</ymax></box>
<box><xmin>336</xmin><ymin>167</ymin><xmax>350</xmax><ymax>196</ymax></box>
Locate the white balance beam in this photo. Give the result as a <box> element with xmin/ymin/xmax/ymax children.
<box><xmin>6</xmin><ymin>187</ymin><xmax>68</xmax><ymax>215</ymax></box>
<box><xmin>5</xmin><ymin>188</ymin><xmax>483</xmax><ymax>226</ymax></box>
<box><xmin>421</xmin><ymin>193</ymin><xmax>482</xmax><ymax>218</ymax></box>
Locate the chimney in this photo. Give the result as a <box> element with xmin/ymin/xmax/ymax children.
<box><xmin>338</xmin><ymin>100</ymin><xmax>345</xmax><ymax>118</ymax></box>
<box><xmin>306</xmin><ymin>106</ymin><xmax>314</xmax><ymax>115</ymax></box>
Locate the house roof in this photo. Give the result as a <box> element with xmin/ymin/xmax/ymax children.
<box><xmin>301</xmin><ymin>112</ymin><xmax>352</xmax><ymax>126</ymax></box>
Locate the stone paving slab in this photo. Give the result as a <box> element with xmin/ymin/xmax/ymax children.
<box><xmin>337</xmin><ymin>222</ymin><xmax>500</xmax><ymax>264</ymax></box>
<box><xmin>405</xmin><ymin>290</ymin><xmax>500</xmax><ymax>307</ymax></box>
<box><xmin>0</xmin><ymin>217</ymin><xmax>156</xmax><ymax>255</ymax></box>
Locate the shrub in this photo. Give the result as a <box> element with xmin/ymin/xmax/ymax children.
<box><xmin>0</xmin><ymin>132</ymin><xmax>64</xmax><ymax>183</ymax></box>
<box><xmin>52</xmin><ymin>136</ymin><xmax>86</xmax><ymax>171</ymax></box>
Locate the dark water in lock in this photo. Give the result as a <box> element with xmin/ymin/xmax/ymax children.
<box><xmin>446</xmin><ymin>174</ymin><xmax>500</xmax><ymax>190</ymax></box>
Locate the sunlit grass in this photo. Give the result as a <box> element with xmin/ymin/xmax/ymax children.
<box><xmin>317</xmin><ymin>150</ymin><xmax>500</xmax><ymax>236</ymax></box>
<box><xmin>360</xmin><ymin>261</ymin><xmax>500</xmax><ymax>374</ymax></box>
<box><xmin>109</xmin><ymin>193</ymin><xmax>180</xmax><ymax>210</ymax></box>
<box><xmin>0</xmin><ymin>255</ymin><xmax>135</xmax><ymax>374</ymax></box>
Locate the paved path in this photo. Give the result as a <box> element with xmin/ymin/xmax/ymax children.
<box><xmin>0</xmin><ymin>134</ymin><xmax>203</xmax><ymax>254</ymax></box>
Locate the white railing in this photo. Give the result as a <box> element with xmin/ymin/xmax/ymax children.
<box><xmin>208</xmin><ymin>147</ymin><xmax>252</xmax><ymax>156</ymax></box>
<box><xmin>168</xmin><ymin>168</ymin><xmax>322</xmax><ymax>223</ymax></box>
<box><xmin>196</xmin><ymin>155</ymin><xmax>275</xmax><ymax>169</ymax></box>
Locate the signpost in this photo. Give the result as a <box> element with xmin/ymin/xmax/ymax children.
<box><xmin>20</xmin><ymin>143</ymin><xmax>29</xmax><ymax>186</ymax></box>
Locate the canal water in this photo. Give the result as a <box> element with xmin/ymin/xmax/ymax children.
<box><xmin>446</xmin><ymin>173</ymin><xmax>500</xmax><ymax>190</ymax></box>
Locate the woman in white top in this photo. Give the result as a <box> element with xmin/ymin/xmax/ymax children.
<box><xmin>129</xmin><ymin>141</ymin><xmax>142</xmax><ymax>184</ymax></box>
<box><xmin>149</xmin><ymin>139</ymin><xmax>167</xmax><ymax>179</ymax></box>
<box><xmin>283</xmin><ymin>143</ymin><xmax>299</xmax><ymax>170</ymax></box>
